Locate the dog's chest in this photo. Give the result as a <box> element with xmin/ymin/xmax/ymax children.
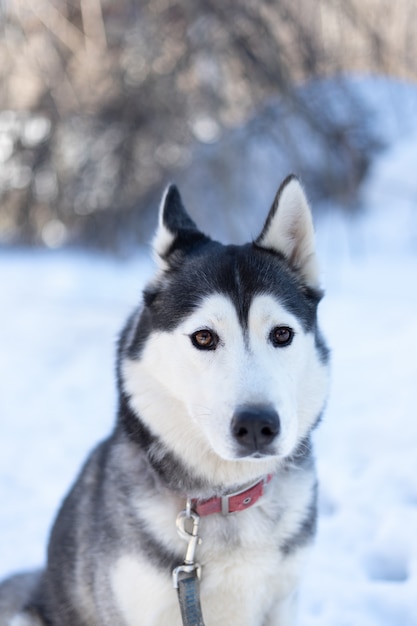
<box><xmin>110</xmin><ymin>550</ymin><xmax>292</xmax><ymax>626</ymax></box>
<box><xmin>109</xmin><ymin>507</ymin><xmax>301</xmax><ymax>626</ymax></box>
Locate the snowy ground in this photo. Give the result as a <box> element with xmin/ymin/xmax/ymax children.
<box><xmin>1</xmin><ymin>80</ymin><xmax>417</xmax><ymax>624</ymax></box>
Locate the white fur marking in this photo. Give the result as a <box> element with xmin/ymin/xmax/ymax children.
<box><xmin>259</xmin><ymin>178</ymin><xmax>320</xmax><ymax>288</ymax></box>
<box><xmin>152</xmin><ymin>185</ymin><xmax>176</xmax><ymax>269</ymax></box>
<box><xmin>111</xmin><ymin>555</ymin><xmax>180</xmax><ymax>626</ymax></box>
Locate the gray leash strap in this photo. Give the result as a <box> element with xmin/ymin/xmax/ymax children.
<box><xmin>173</xmin><ymin>503</ymin><xmax>206</xmax><ymax>626</ymax></box>
<box><xmin>176</xmin><ymin>571</ymin><xmax>205</xmax><ymax>626</ymax></box>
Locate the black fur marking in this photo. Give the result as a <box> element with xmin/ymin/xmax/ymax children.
<box><xmin>160</xmin><ymin>185</ymin><xmax>211</xmax><ymax>263</ymax></box>
<box><xmin>280</xmin><ymin>483</ymin><xmax>318</xmax><ymax>556</ymax></box>
<box><xmin>315</xmin><ymin>327</ymin><xmax>330</xmax><ymax>364</ymax></box>
<box><xmin>162</xmin><ymin>185</ymin><xmax>198</xmax><ymax>233</ymax></box>
<box><xmin>119</xmin><ymin>307</ymin><xmax>152</xmax><ymax>361</ymax></box>
<box><xmin>121</xmin><ymin>503</ymin><xmax>181</xmax><ymax>573</ymax></box>
<box><xmin>117</xmin><ymin>394</ymin><xmax>213</xmax><ymax>496</ymax></box>
<box><xmin>165</xmin><ymin>230</ymin><xmax>210</xmax><ymax>265</ymax></box>
<box><xmin>122</xmin><ymin>241</ymin><xmax>324</xmax><ymax>364</ymax></box>
<box><xmin>137</xmin><ymin>524</ymin><xmax>181</xmax><ymax>573</ymax></box>
<box><xmin>118</xmin><ymin>391</ymin><xmax>156</xmax><ymax>450</ymax></box>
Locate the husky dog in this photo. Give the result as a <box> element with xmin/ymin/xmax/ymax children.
<box><xmin>0</xmin><ymin>175</ymin><xmax>329</xmax><ymax>626</ymax></box>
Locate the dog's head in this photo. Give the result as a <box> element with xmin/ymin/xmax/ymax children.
<box><xmin>119</xmin><ymin>176</ymin><xmax>330</xmax><ymax>483</ymax></box>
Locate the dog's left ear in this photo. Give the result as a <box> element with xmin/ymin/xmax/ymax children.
<box><xmin>256</xmin><ymin>175</ymin><xmax>320</xmax><ymax>288</ymax></box>
<box><xmin>153</xmin><ymin>184</ymin><xmax>209</xmax><ymax>269</ymax></box>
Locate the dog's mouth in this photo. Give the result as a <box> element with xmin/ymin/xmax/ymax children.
<box><xmin>235</xmin><ymin>448</ymin><xmax>279</xmax><ymax>460</ymax></box>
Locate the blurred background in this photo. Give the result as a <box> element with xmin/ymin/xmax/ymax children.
<box><xmin>0</xmin><ymin>0</ymin><xmax>416</xmax><ymax>251</ymax></box>
<box><xmin>1</xmin><ymin>3</ymin><xmax>417</xmax><ymax>625</ymax></box>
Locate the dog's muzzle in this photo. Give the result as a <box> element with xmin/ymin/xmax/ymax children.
<box><xmin>231</xmin><ymin>404</ymin><xmax>280</xmax><ymax>457</ymax></box>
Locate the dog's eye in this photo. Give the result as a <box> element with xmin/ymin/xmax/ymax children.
<box><xmin>191</xmin><ymin>329</ymin><xmax>219</xmax><ymax>350</ymax></box>
<box><xmin>270</xmin><ymin>326</ymin><xmax>294</xmax><ymax>347</ymax></box>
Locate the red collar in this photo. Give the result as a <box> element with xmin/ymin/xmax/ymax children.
<box><xmin>191</xmin><ymin>474</ymin><xmax>273</xmax><ymax>517</ymax></box>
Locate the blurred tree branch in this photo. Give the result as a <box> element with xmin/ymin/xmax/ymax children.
<box><xmin>0</xmin><ymin>0</ymin><xmax>415</xmax><ymax>249</ymax></box>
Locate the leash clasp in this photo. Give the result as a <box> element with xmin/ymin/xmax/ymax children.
<box><xmin>172</xmin><ymin>501</ymin><xmax>202</xmax><ymax>588</ymax></box>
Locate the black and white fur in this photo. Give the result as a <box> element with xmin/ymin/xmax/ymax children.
<box><xmin>0</xmin><ymin>175</ymin><xmax>330</xmax><ymax>626</ymax></box>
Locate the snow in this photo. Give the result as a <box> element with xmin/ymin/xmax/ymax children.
<box><xmin>1</xmin><ymin>79</ymin><xmax>417</xmax><ymax>624</ymax></box>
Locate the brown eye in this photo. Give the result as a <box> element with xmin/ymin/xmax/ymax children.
<box><xmin>191</xmin><ymin>329</ymin><xmax>219</xmax><ymax>350</ymax></box>
<box><xmin>270</xmin><ymin>326</ymin><xmax>294</xmax><ymax>347</ymax></box>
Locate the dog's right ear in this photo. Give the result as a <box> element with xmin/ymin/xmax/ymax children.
<box><xmin>153</xmin><ymin>184</ymin><xmax>209</xmax><ymax>269</ymax></box>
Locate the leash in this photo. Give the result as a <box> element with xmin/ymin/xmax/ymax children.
<box><xmin>173</xmin><ymin>504</ymin><xmax>205</xmax><ymax>626</ymax></box>
<box><xmin>172</xmin><ymin>475</ymin><xmax>272</xmax><ymax>626</ymax></box>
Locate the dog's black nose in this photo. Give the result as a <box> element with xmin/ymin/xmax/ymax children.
<box><xmin>231</xmin><ymin>405</ymin><xmax>280</xmax><ymax>455</ymax></box>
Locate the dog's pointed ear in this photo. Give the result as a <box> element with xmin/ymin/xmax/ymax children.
<box><xmin>153</xmin><ymin>184</ymin><xmax>209</xmax><ymax>269</ymax></box>
<box><xmin>256</xmin><ymin>175</ymin><xmax>320</xmax><ymax>288</ymax></box>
